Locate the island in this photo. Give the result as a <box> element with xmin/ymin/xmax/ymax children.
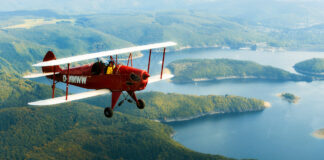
<box><xmin>278</xmin><ymin>92</ymin><xmax>300</xmax><ymax>104</ymax></box>
<box><xmin>312</xmin><ymin>129</ymin><xmax>324</xmax><ymax>139</ymax></box>
<box><xmin>114</xmin><ymin>92</ymin><xmax>270</xmax><ymax>122</ymax></box>
<box><xmin>294</xmin><ymin>58</ymin><xmax>324</xmax><ymax>77</ymax></box>
<box><xmin>168</xmin><ymin>59</ymin><xmax>311</xmax><ymax>83</ymax></box>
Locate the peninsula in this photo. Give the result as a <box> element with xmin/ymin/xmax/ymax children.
<box><xmin>168</xmin><ymin>59</ymin><xmax>311</xmax><ymax>83</ymax></box>
<box><xmin>294</xmin><ymin>58</ymin><xmax>324</xmax><ymax>77</ymax></box>
<box><xmin>115</xmin><ymin>92</ymin><xmax>269</xmax><ymax>122</ymax></box>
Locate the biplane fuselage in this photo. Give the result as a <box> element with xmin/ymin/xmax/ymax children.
<box><xmin>49</xmin><ymin>64</ymin><xmax>149</xmax><ymax>92</ymax></box>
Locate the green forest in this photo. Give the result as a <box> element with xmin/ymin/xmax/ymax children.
<box><xmin>118</xmin><ymin>92</ymin><xmax>266</xmax><ymax>120</ymax></box>
<box><xmin>0</xmin><ymin>104</ymin><xmax>233</xmax><ymax>160</ymax></box>
<box><xmin>0</xmin><ymin>72</ymin><xmax>262</xmax><ymax>159</ymax></box>
<box><xmin>168</xmin><ymin>59</ymin><xmax>311</xmax><ymax>83</ymax></box>
<box><xmin>0</xmin><ymin>71</ymin><xmax>64</xmax><ymax>109</ymax></box>
<box><xmin>294</xmin><ymin>58</ymin><xmax>324</xmax><ymax>76</ymax></box>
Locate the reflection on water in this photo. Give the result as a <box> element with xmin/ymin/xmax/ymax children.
<box><xmin>34</xmin><ymin>48</ymin><xmax>324</xmax><ymax>160</ymax></box>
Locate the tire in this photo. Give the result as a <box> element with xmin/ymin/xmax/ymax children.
<box><xmin>104</xmin><ymin>107</ymin><xmax>113</xmax><ymax>118</ymax></box>
<box><xmin>137</xmin><ymin>99</ymin><xmax>145</xmax><ymax>109</ymax></box>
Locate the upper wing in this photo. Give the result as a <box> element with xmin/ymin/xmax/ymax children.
<box><xmin>33</xmin><ymin>41</ymin><xmax>177</xmax><ymax>67</ymax></box>
<box><xmin>28</xmin><ymin>89</ymin><xmax>110</xmax><ymax>106</ymax></box>
<box><xmin>148</xmin><ymin>74</ymin><xmax>174</xmax><ymax>84</ymax></box>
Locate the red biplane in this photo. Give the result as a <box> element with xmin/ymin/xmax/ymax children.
<box><xmin>24</xmin><ymin>42</ymin><xmax>177</xmax><ymax>118</ymax></box>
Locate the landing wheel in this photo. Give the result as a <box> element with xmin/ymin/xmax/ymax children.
<box><xmin>104</xmin><ymin>107</ymin><xmax>113</xmax><ymax>118</ymax></box>
<box><xmin>137</xmin><ymin>99</ymin><xmax>145</xmax><ymax>109</ymax></box>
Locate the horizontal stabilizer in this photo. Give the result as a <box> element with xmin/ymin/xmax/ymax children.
<box><xmin>28</xmin><ymin>89</ymin><xmax>110</xmax><ymax>106</ymax></box>
<box><xmin>23</xmin><ymin>72</ymin><xmax>60</xmax><ymax>78</ymax></box>
<box><xmin>33</xmin><ymin>41</ymin><xmax>177</xmax><ymax>67</ymax></box>
<box><xmin>148</xmin><ymin>74</ymin><xmax>174</xmax><ymax>83</ymax></box>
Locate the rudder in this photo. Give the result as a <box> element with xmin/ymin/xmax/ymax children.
<box><xmin>42</xmin><ymin>51</ymin><xmax>63</xmax><ymax>73</ymax></box>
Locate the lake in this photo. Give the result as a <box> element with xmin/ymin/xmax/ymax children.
<box><xmin>36</xmin><ymin>48</ymin><xmax>324</xmax><ymax>160</ymax></box>
<box><xmin>146</xmin><ymin>48</ymin><xmax>324</xmax><ymax>160</ymax></box>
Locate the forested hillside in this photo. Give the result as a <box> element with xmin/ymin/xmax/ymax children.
<box><xmin>118</xmin><ymin>92</ymin><xmax>266</xmax><ymax>121</ymax></box>
<box><xmin>85</xmin><ymin>92</ymin><xmax>266</xmax><ymax>121</ymax></box>
<box><xmin>0</xmin><ymin>72</ymin><xmax>64</xmax><ymax>108</ymax></box>
<box><xmin>0</xmin><ymin>104</ymin><xmax>232</xmax><ymax>160</ymax></box>
<box><xmin>0</xmin><ymin>23</ymin><xmax>132</xmax><ymax>73</ymax></box>
<box><xmin>294</xmin><ymin>58</ymin><xmax>324</xmax><ymax>76</ymax></box>
<box><xmin>1</xmin><ymin>10</ymin><xmax>324</xmax><ymax>76</ymax></box>
<box><xmin>76</xmin><ymin>11</ymin><xmax>271</xmax><ymax>49</ymax></box>
<box><xmin>0</xmin><ymin>10</ymin><xmax>270</xmax><ymax>74</ymax></box>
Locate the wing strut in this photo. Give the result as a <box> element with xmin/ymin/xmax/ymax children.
<box><xmin>52</xmin><ymin>66</ymin><xmax>56</xmax><ymax>98</ymax></box>
<box><xmin>66</xmin><ymin>63</ymin><xmax>70</xmax><ymax>100</ymax></box>
<box><xmin>147</xmin><ymin>49</ymin><xmax>152</xmax><ymax>73</ymax></box>
<box><xmin>127</xmin><ymin>53</ymin><xmax>133</xmax><ymax>67</ymax></box>
<box><xmin>160</xmin><ymin>48</ymin><xmax>166</xmax><ymax>79</ymax></box>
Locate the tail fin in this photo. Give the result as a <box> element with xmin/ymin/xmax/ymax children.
<box><xmin>42</xmin><ymin>51</ymin><xmax>63</xmax><ymax>73</ymax></box>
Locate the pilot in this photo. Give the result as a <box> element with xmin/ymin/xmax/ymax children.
<box><xmin>106</xmin><ymin>61</ymin><xmax>115</xmax><ymax>74</ymax></box>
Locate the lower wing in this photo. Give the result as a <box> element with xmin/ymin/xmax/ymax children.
<box><xmin>23</xmin><ymin>72</ymin><xmax>60</xmax><ymax>78</ymax></box>
<box><xmin>28</xmin><ymin>89</ymin><xmax>110</xmax><ymax>106</ymax></box>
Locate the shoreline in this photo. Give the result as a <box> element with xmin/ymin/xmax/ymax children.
<box><xmin>192</xmin><ymin>76</ymin><xmax>267</xmax><ymax>82</ymax></box>
<box><xmin>172</xmin><ymin>44</ymin><xmax>324</xmax><ymax>53</ymax></box>
<box><xmin>153</xmin><ymin>102</ymin><xmax>270</xmax><ymax>123</ymax></box>
<box><xmin>173</xmin><ymin>45</ymin><xmax>221</xmax><ymax>52</ymax></box>
<box><xmin>171</xmin><ymin>76</ymin><xmax>310</xmax><ymax>84</ymax></box>
<box><xmin>294</xmin><ymin>68</ymin><xmax>324</xmax><ymax>78</ymax></box>
<box><xmin>312</xmin><ymin>129</ymin><xmax>324</xmax><ymax>139</ymax></box>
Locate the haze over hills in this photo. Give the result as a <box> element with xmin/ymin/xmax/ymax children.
<box><xmin>2</xmin><ymin>8</ymin><xmax>324</xmax><ymax>76</ymax></box>
<box><xmin>1</xmin><ymin>0</ymin><xmax>324</xmax><ymax>29</ymax></box>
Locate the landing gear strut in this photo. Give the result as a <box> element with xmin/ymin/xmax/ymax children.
<box><xmin>104</xmin><ymin>107</ymin><xmax>113</xmax><ymax>118</ymax></box>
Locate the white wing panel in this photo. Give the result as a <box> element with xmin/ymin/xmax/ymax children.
<box><xmin>28</xmin><ymin>89</ymin><xmax>110</xmax><ymax>106</ymax></box>
<box><xmin>23</xmin><ymin>72</ymin><xmax>60</xmax><ymax>78</ymax></box>
<box><xmin>148</xmin><ymin>74</ymin><xmax>174</xmax><ymax>84</ymax></box>
<box><xmin>33</xmin><ymin>42</ymin><xmax>177</xmax><ymax>67</ymax></box>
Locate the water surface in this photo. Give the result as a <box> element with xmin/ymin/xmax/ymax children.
<box><xmin>146</xmin><ymin>49</ymin><xmax>324</xmax><ymax>160</ymax></box>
